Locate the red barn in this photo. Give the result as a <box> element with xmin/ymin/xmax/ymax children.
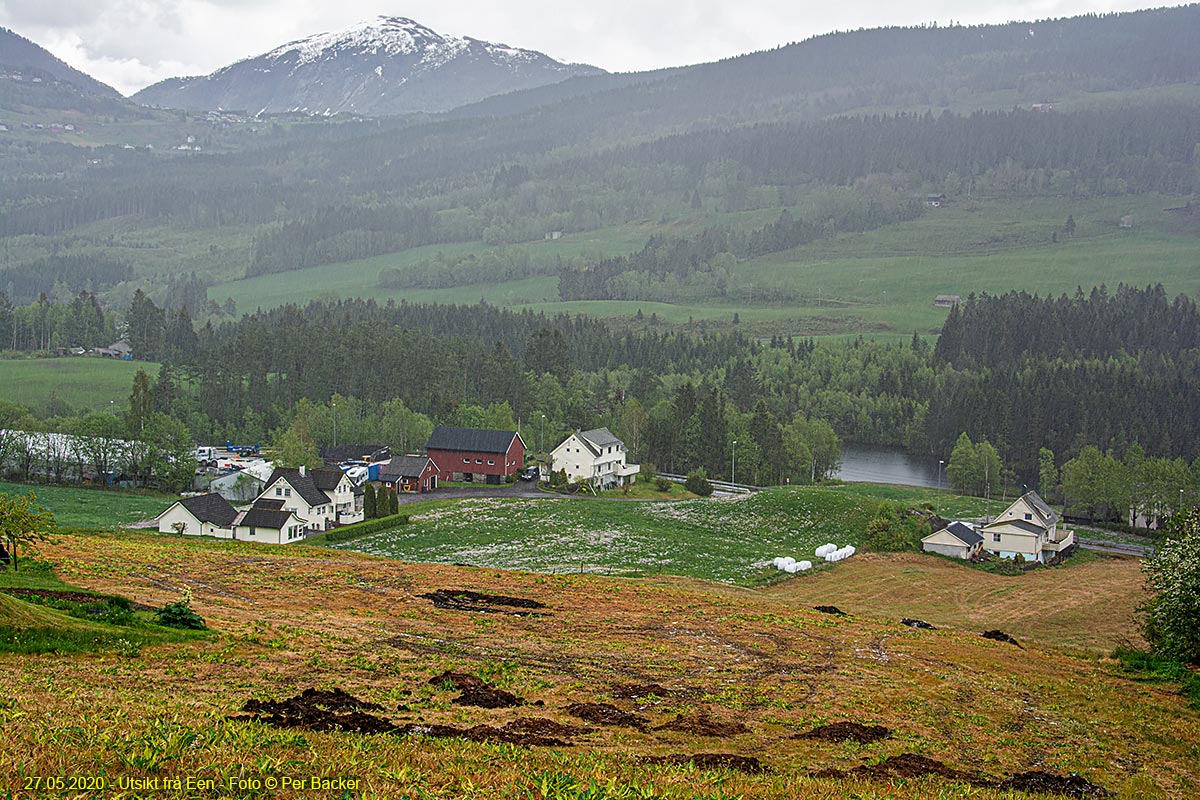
<box><xmin>426</xmin><ymin>427</ymin><xmax>526</xmax><ymax>485</ymax></box>
<box><xmin>379</xmin><ymin>455</ymin><xmax>439</xmax><ymax>493</ymax></box>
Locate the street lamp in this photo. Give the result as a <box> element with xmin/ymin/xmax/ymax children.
<box><xmin>937</xmin><ymin>459</ymin><xmax>944</xmax><ymax>516</ymax></box>
<box><xmin>539</xmin><ymin>414</ymin><xmax>545</xmax><ymax>453</ymax></box>
<box><xmin>732</xmin><ymin>440</ymin><xmax>738</xmax><ymax>486</ymax></box>
<box><xmin>331</xmin><ymin>402</ymin><xmax>337</xmax><ymax>448</ymax></box>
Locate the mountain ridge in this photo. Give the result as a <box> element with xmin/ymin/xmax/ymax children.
<box><xmin>131</xmin><ymin>15</ymin><xmax>604</xmax><ymax>116</ymax></box>
<box><xmin>0</xmin><ymin>26</ymin><xmax>123</xmax><ymax>99</ymax></box>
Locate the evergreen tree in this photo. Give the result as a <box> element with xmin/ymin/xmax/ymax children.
<box><xmin>363</xmin><ymin>483</ymin><xmax>377</xmax><ymax>519</ymax></box>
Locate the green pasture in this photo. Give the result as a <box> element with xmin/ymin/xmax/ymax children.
<box><xmin>0</xmin><ymin>481</ymin><xmax>172</xmax><ymax>530</ymax></box>
<box><xmin>0</xmin><ymin>358</ymin><xmax>156</xmax><ymax>415</ymax></box>
<box><xmin>333</xmin><ymin>484</ymin><xmax>990</xmax><ymax>586</ymax></box>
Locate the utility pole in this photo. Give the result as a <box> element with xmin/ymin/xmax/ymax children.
<box><xmin>937</xmin><ymin>459</ymin><xmax>944</xmax><ymax>515</ymax></box>
<box><xmin>539</xmin><ymin>414</ymin><xmax>545</xmax><ymax>453</ymax></box>
<box><xmin>331</xmin><ymin>402</ymin><xmax>337</xmax><ymax>448</ymax></box>
<box><xmin>732</xmin><ymin>440</ymin><xmax>737</xmax><ymax>486</ymax></box>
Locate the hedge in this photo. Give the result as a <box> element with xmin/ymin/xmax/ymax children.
<box><xmin>323</xmin><ymin>513</ymin><xmax>409</xmax><ymax>543</ymax></box>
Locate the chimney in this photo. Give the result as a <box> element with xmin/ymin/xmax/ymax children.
<box><xmin>299</xmin><ymin>465</ymin><xmax>306</xmax><ymax>477</ymax></box>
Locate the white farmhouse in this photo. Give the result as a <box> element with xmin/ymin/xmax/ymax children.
<box><xmin>550</xmin><ymin>427</ymin><xmax>639</xmax><ymax>489</ymax></box>
<box><xmin>155</xmin><ymin>493</ymin><xmax>238</xmax><ymax>538</ymax></box>
<box><xmin>257</xmin><ymin>466</ymin><xmax>363</xmax><ymax>531</ymax></box>
<box><xmin>231</xmin><ymin>499</ymin><xmax>308</xmax><ymax>544</ymax></box>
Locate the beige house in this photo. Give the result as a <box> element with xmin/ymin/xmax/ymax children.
<box><xmin>550</xmin><ymin>427</ymin><xmax>639</xmax><ymax>489</ymax></box>
<box><xmin>981</xmin><ymin>491</ymin><xmax>1075</xmax><ymax>563</ymax></box>
<box><xmin>921</xmin><ymin>521</ymin><xmax>983</xmax><ymax>560</ymax></box>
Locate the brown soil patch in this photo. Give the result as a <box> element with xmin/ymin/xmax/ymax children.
<box><xmin>427</xmin><ymin>670</ymin><xmax>525</xmax><ymax>708</ymax></box>
<box><xmin>794</xmin><ymin>721</ymin><xmax>891</xmax><ymax>744</ymax></box>
<box><xmin>653</xmin><ymin>712</ymin><xmax>748</xmax><ymax>736</ymax></box>
<box><xmin>609</xmin><ymin>682</ymin><xmax>701</xmax><ymax>700</ymax></box>
<box><xmin>565</xmin><ymin>702</ymin><xmax>648</xmax><ymax>729</ymax></box>
<box><xmin>813</xmin><ymin>605</ymin><xmax>848</xmax><ymax>615</ymax></box>
<box><xmin>643</xmin><ymin>753</ymin><xmax>768</xmax><ymax>774</ymax></box>
<box><xmin>999</xmin><ymin>770</ymin><xmax>1111</xmax><ymax>797</ymax></box>
<box><xmin>901</xmin><ymin>617</ymin><xmax>936</xmax><ymax>630</ymax></box>
<box><xmin>416</xmin><ymin>588</ymin><xmax>547</xmax><ymax>615</ymax></box>
<box><xmin>235</xmin><ymin>689</ymin><xmax>394</xmax><ymax>734</ymax></box>
<box><xmin>982</xmin><ymin>629</ymin><xmax>1023</xmax><ymax>648</ymax></box>
<box><xmin>504</xmin><ymin>718</ymin><xmax>592</xmax><ymax>739</ymax></box>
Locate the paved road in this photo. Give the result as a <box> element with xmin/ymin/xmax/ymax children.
<box><xmin>394</xmin><ymin>480</ymin><xmax>545</xmax><ymax>507</ymax></box>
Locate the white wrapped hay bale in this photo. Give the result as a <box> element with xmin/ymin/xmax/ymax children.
<box><xmin>815</xmin><ymin>543</ymin><xmax>837</xmax><ymax>558</ymax></box>
<box><xmin>798</xmin><ymin>560</ymin><xmax>812</xmax><ymax>571</ymax></box>
<box><xmin>784</xmin><ymin>561</ymin><xmax>802</xmax><ymax>573</ymax></box>
<box><xmin>772</xmin><ymin>557</ymin><xmax>787</xmax><ymax>569</ymax></box>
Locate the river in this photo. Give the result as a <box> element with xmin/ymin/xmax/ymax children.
<box><xmin>835</xmin><ymin>443</ymin><xmax>944</xmax><ymax>489</ymax></box>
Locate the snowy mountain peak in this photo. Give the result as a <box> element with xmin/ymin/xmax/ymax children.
<box><xmin>132</xmin><ymin>16</ymin><xmax>604</xmax><ymax>116</ymax></box>
<box><xmin>263</xmin><ymin>16</ymin><xmax>453</xmax><ymax>66</ymax></box>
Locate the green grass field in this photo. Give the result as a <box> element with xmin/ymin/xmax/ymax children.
<box><xmin>332</xmin><ymin>484</ymin><xmax>990</xmax><ymax>585</ymax></box>
<box><xmin>0</xmin><ymin>357</ymin><xmax>158</xmax><ymax>415</ymax></box>
<box><xmin>208</xmin><ymin>193</ymin><xmax>1199</xmax><ymax>338</ymax></box>
<box><xmin>0</xmin><ymin>481</ymin><xmax>171</xmax><ymax>530</ymax></box>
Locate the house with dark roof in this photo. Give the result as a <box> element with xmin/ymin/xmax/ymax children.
<box><xmin>921</xmin><ymin>521</ymin><xmax>983</xmax><ymax>560</ymax></box>
<box><xmin>232</xmin><ymin>498</ymin><xmax>308</xmax><ymax>544</ymax></box>
<box><xmin>380</xmin><ymin>455</ymin><xmax>438</xmax><ymax>493</ymax></box>
<box><xmin>155</xmin><ymin>493</ymin><xmax>238</xmax><ymax>538</ymax></box>
<box><xmin>425</xmin><ymin>426</ymin><xmax>526</xmax><ymax>484</ymax></box>
<box><xmin>981</xmin><ymin>491</ymin><xmax>1075</xmax><ymax>563</ymax></box>
<box><xmin>549</xmin><ymin>427</ymin><xmax>640</xmax><ymax>489</ymax></box>
<box><xmin>257</xmin><ymin>465</ymin><xmax>363</xmax><ymax>531</ymax></box>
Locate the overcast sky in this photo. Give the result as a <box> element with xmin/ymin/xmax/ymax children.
<box><xmin>0</xmin><ymin>0</ymin><xmax>1190</xmax><ymax>96</ymax></box>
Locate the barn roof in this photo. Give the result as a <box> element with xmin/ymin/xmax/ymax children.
<box><xmin>425</xmin><ymin>426</ymin><xmax>521</xmax><ymax>454</ymax></box>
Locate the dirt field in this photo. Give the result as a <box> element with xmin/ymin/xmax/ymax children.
<box><xmin>764</xmin><ymin>552</ymin><xmax>1148</xmax><ymax>652</ymax></box>
<box><xmin>1</xmin><ymin>532</ymin><xmax>1192</xmax><ymax>799</ymax></box>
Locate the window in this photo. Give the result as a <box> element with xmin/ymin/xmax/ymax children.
<box><xmin>487</xmin><ymin>459</ymin><xmax>495</xmax><ymax>466</ymax></box>
<box><xmin>463</xmin><ymin>458</ymin><xmax>470</xmax><ymax>464</ymax></box>
<box><xmin>249</xmin><ymin>527</ymin><xmax>256</xmax><ymax>537</ymax></box>
<box><xmin>284</xmin><ymin>488</ymin><xmax>291</xmax><ymax>498</ymax></box>
<box><xmin>1024</xmin><ymin>513</ymin><xmax>1032</xmax><ymax>520</ymax></box>
<box><xmin>475</xmin><ymin>459</ymin><xmax>482</xmax><ymax>464</ymax></box>
<box><xmin>992</xmin><ymin>533</ymin><xmax>1001</xmax><ymax>543</ymax></box>
<box><xmin>275</xmin><ymin>487</ymin><xmax>283</xmax><ymax>496</ymax></box>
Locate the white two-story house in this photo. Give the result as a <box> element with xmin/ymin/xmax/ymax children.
<box><xmin>550</xmin><ymin>427</ymin><xmax>639</xmax><ymax>489</ymax></box>
<box><xmin>257</xmin><ymin>465</ymin><xmax>363</xmax><ymax>531</ymax></box>
<box><xmin>981</xmin><ymin>491</ymin><xmax>1075</xmax><ymax>563</ymax></box>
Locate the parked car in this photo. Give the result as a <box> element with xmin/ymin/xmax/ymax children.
<box><xmin>519</xmin><ymin>465</ymin><xmax>541</xmax><ymax>482</ymax></box>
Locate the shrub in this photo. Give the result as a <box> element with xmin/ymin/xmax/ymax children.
<box><xmin>685</xmin><ymin>468</ymin><xmax>713</xmax><ymax>497</ymax></box>
<box><xmin>1141</xmin><ymin>508</ymin><xmax>1200</xmax><ymax>663</ymax></box>
<box><xmin>654</xmin><ymin>477</ymin><xmax>673</xmax><ymax>492</ymax></box>
<box><xmin>641</xmin><ymin>463</ymin><xmax>657</xmax><ymax>484</ymax></box>
<box><xmin>324</xmin><ymin>514</ymin><xmax>410</xmax><ymax>543</ymax></box>
<box><xmin>154</xmin><ymin>591</ymin><xmax>206</xmax><ymax>630</ymax></box>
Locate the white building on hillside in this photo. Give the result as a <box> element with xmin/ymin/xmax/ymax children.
<box><xmin>550</xmin><ymin>427</ymin><xmax>639</xmax><ymax>489</ymax></box>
